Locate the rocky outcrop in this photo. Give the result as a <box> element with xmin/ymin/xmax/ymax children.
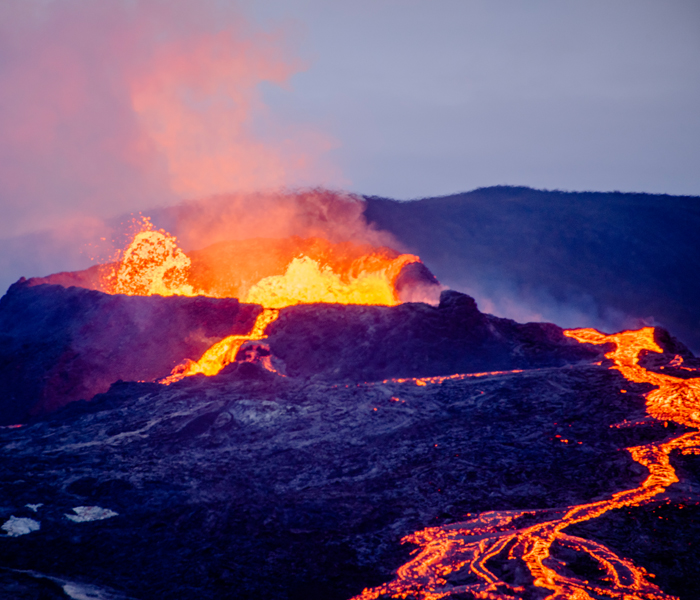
<box><xmin>0</xmin><ymin>283</ymin><xmax>601</xmax><ymax>424</ymax></box>
<box><xmin>0</xmin><ymin>281</ymin><xmax>260</xmax><ymax>424</ymax></box>
<box><xmin>265</xmin><ymin>290</ymin><xmax>601</xmax><ymax>381</ymax></box>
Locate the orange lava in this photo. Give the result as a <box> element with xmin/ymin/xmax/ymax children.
<box><xmin>160</xmin><ymin>308</ymin><xmax>280</xmax><ymax>383</ymax></box>
<box><xmin>107</xmin><ymin>218</ymin><xmax>424</xmax><ymax>382</ymax></box>
<box><xmin>187</xmin><ymin>236</ymin><xmax>423</xmax><ymax>302</ymax></box>
<box><xmin>108</xmin><ymin>217</ymin><xmax>195</xmax><ymax>297</ymax></box>
<box><xmin>246</xmin><ymin>254</ymin><xmax>417</xmax><ymax>308</ymax></box>
<box><xmin>385</xmin><ymin>370</ymin><xmax>526</xmax><ymax>387</ymax></box>
<box><xmin>351</xmin><ymin>327</ymin><xmax>700</xmax><ymax>600</ymax></box>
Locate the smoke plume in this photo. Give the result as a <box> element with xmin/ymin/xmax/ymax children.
<box><xmin>155</xmin><ymin>189</ymin><xmax>399</xmax><ymax>252</ymax></box>
<box><xmin>0</xmin><ymin>0</ymin><xmax>342</xmax><ymax>241</ymax></box>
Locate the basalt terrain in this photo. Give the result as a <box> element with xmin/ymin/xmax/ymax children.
<box><xmin>0</xmin><ymin>279</ymin><xmax>699</xmax><ymax>599</ymax></box>
<box><xmin>2</xmin><ymin>213</ymin><xmax>700</xmax><ymax>600</ymax></box>
<box><xmin>0</xmin><ymin>279</ymin><xmax>599</xmax><ymax>425</ymax></box>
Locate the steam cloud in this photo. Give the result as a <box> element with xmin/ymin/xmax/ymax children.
<box><xmin>0</xmin><ymin>0</ymin><xmax>343</xmax><ymax>240</ymax></box>
<box><xmin>158</xmin><ymin>189</ymin><xmax>400</xmax><ymax>252</ymax></box>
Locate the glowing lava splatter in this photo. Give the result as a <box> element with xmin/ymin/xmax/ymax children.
<box><xmin>246</xmin><ymin>254</ymin><xmax>417</xmax><ymax>308</ymax></box>
<box><xmin>110</xmin><ymin>218</ymin><xmax>195</xmax><ymax>297</ymax></box>
<box><xmin>106</xmin><ymin>218</ymin><xmax>423</xmax><ymax>382</ymax></box>
<box><xmin>351</xmin><ymin>327</ymin><xmax>700</xmax><ymax>600</ymax></box>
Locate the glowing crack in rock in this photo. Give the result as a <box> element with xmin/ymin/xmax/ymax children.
<box><xmin>351</xmin><ymin>326</ymin><xmax>699</xmax><ymax>600</ymax></box>
<box><xmin>1</xmin><ymin>516</ymin><xmax>40</xmax><ymax>537</ymax></box>
<box><xmin>65</xmin><ymin>506</ymin><xmax>119</xmax><ymax>523</ymax></box>
<box><xmin>385</xmin><ymin>370</ymin><xmax>526</xmax><ymax>387</ymax></box>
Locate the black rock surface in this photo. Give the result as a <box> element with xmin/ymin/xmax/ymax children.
<box><xmin>0</xmin><ymin>283</ymin><xmax>598</xmax><ymax>424</ymax></box>
<box><xmin>0</xmin><ymin>359</ymin><xmax>698</xmax><ymax>599</ymax></box>
<box><xmin>1</xmin><ymin>282</ymin><xmax>698</xmax><ymax>599</ymax></box>
<box><xmin>266</xmin><ymin>290</ymin><xmax>601</xmax><ymax>382</ymax></box>
<box><xmin>0</xmin><ymin>281</ymin><xmax>260</xmax><ymax>424</ymax></box>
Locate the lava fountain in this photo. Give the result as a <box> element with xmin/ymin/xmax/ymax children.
<box><xmin>104</xmin><ymin>217</ymin><xmax>433</xmax><ymax>382</ymax></box>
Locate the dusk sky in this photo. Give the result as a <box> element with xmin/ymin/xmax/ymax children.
<box><xmin>0</xmin><ymin>0</ymin><xmax>699</xmax><ymax>286</ymax></box>
<box><xmin>250</xmin><ymin>0</ymin><xmax>700</xmax><ymax>199</ymax></box>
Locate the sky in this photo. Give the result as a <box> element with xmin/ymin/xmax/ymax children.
<box><xmin>248</xmin><ymin>0</ymin><xmax>700</xmax><ymax>200</ymax></box>
<box><xmin>0</xmin><ymin>0</ymin><xmax>699</xmax><ymax>288</ymax></box>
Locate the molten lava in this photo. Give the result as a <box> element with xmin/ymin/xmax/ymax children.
<box><xmin>160</xmin><ymin>308</ymin><xmax>280</xmax><ymax>383</ymax></box>
<box><xmin>108</xmin><ymin>217</ymin><xmax>195</xmax><ymax>297</ymax></box>
<box><xmin>105</xmin><ymin>218</ymin><xmax>425</xmax><ymax>382</ymax></box>
<box><xmin>351</xmin><ymin>327</ymin><xmax>700</xmax><ymax>600</ymax></box>
<box><xmin>246</xmin><ymin>254</ymin><xmax>416</xmax><ymax>308</ymax></box>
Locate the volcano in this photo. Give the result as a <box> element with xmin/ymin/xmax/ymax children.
<box><xmin>0</xmin><ymin>212</ymin><xmax>699</xmax><ymax>600</ymax></box>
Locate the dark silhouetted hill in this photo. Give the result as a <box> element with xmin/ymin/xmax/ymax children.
<box><xmin>364</xmin><ymin>186</ymin><xmax>700</xmax><ymax>352</ymax></box>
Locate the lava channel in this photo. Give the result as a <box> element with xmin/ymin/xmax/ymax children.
<box><xmin>350</xmin><ymin>327</ymin><xmax>700</xmax><ymax>600</ymax></box>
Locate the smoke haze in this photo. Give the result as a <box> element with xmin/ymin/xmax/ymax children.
<box><xmin>0</xmin><ymin>189</ymin><xmax>400</xmax><ymax>295</ymax></box>
<box><xmin>156</xmin><ymin>189</ymin><xmax>398</xmax><ymax>252</ymax></box>
<box><xmin>364</xmin><ymin>187</ymin><xmax>700</xmax><ymax>352</ymax></box>
<box><xmin>0</xmin><ymin>0</ymin><xmax>342</xmax><ymax>240</ymax></box>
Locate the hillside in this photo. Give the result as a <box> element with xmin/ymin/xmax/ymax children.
<box><xmin>364</xmin><ymin>186</ymin><xmax>700</xmax><ymax>351</ymax></box>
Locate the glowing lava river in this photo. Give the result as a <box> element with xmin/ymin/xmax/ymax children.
<box><xmin>349</xmin><ymin>328</ymin><xmax>700</xmax><ymax>600</ymax></box>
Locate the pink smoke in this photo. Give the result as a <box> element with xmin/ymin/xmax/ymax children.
<box><xmin>0</xmin><ymin>0</ymin><xmax>342</xmax><ymax>239</ymax></box>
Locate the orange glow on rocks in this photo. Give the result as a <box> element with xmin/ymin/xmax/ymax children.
<box><xmin>387</xmin><ymin>369</ymin><xmax>526</xmax><ymax>387</ymax></box>
<box><xmin>106</xmin><ymin>217</ymin><xmax>426</xmax><ymax>382</ymax></box>
<box><xmin>352</xmin><ymin>327</ymin><xmax>700</xmax><ymax>600</ymax></box>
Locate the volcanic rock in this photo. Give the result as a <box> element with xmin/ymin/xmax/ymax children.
<box><xmin>0</xmin><ymin>283</ymin><xmax>599</xmax><ymax>424</ymax></box>
<box><xmin>265</xmin><ymin>290</ymin><xmax>601</xmax><ymax>381</ymax></box>
<box><xmin>0</xmin><ymin>360</ymin><xmax>698</xmax><ymax>599</ymax></box>
<box><xmin>2</xmin><ymin>279</ymin><xmax>699</xmax><ymax>600</ymax></box>
<box><xmin>0</xmin><ymin>280</ymin><xmax>260</xmax><ymax>424</ymax></box>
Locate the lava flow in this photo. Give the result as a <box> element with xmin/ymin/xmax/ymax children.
<box><xmin>106</xmin><ymin>218</ymin><xmax>424</xmax><ymax>382</ymax></box>
<box><xmin>351</xmin><ymin>327</ymin><xmax>700</xmax><ymax>600</ymax></box>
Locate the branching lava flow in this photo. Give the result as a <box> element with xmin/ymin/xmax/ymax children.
<box><xmin>350</xmin><ymin>327</ymin><xmax>699</xmax><ymax>600</ymax></box>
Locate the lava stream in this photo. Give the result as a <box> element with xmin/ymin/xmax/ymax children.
<box><xmin>160</xmin><ymin>308</ymin><xmax>280</xmax><ymax>383</ymax></box>
<box><xmin>351</xmin><ymin>327</ymin><xmax>700</xmax><ymax>600</ymax></box>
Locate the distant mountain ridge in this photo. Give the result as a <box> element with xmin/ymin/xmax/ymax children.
<box><xmin>363</xmin><ymin>186</ymin><xmax>700</xmax><ymax>352</ymax></box>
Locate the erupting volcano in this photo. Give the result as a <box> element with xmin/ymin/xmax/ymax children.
<box><xmin>98</xmin><ymin>217</ymin><xmax>433</xmax><ymax>382</ymax></box>
<box><xmin>0</xmin><ymin>195</ymin><xmax>698</xmax><ymax>600</ymax></box>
